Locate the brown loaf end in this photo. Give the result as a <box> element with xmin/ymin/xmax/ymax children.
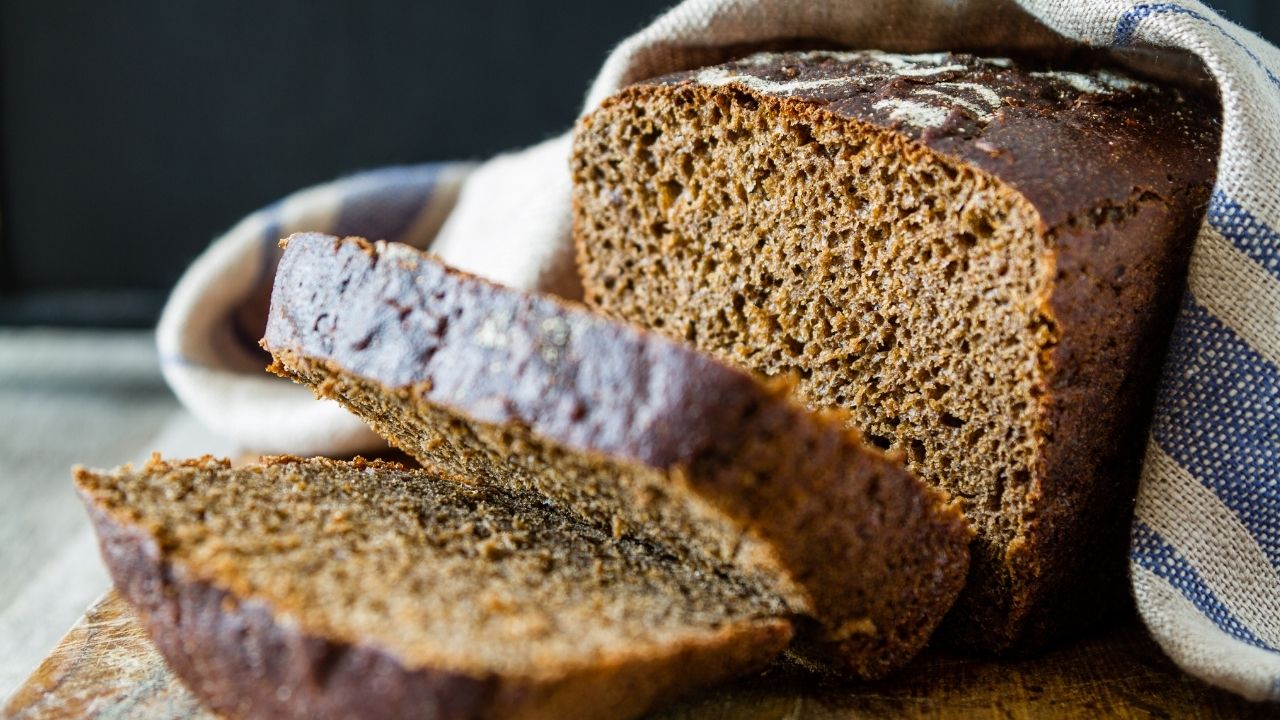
<box><xmin>75</xmin><ymin>455</ymin><xmax>793</xmax><ymax>720</ymax></box>
<box><xmin>570</xmin><ymin>50</ymin><xmax>1219</xmax><ymax>652</ymax></box>
<box><xmin>261</xmin><ymin>233</ymin><xmax>971</xmax><ymax>678</ymax></box>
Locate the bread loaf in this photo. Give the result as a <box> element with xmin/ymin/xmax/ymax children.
<box><xmin>261</xmin><ymin>232</ymin><xmax>971</xmax><ymax>678</ymax></box>
<box><xmin>570</xmin><ymin>50</ymin><xmax>1219</xmax><ymax>651</ymax></box>
<box><xmin>75</xmin><ymin>455</ymin><xmax>791</xmax><ymax>720</ymax></box>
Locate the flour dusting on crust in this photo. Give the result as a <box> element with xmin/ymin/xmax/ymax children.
<box><xmin>694</xmin><ymin>66</ymin><xmax>852</xmax><ymax>95</ymax></box>
<box><xmin>692</xmin><ymin>50</ymin><xmax>1155</xmax><ymax>132</ymax></box>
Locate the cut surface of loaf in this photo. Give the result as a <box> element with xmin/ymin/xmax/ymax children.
<box><xmin>261</xmin><ymin>232</ymin><xmax>971</xmax><ymax>678</ymax></box>
<box><xmin>571</xmin><ymin>50</ymin><xmax>1219</xmax><ymax>651</ymax></box>
<box><xmin>75</xmin><ymin>455</ymin><xmax>792</xmax><ymax>720</ymax></box>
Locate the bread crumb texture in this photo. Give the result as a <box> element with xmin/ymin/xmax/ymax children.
<box><xmin>572</xmin><ymin>49</ymin><xmax>1218</xmax><ymax>650</ymax></box>
<box><xmin>74</xmin><ymin>456</ymin><xmax>783</xmax><ymax>679</ymax></box>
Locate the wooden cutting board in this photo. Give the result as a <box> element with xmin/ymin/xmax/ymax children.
<box><xmin>3</xmin><ymin>591</ymin><xmax>1270</xmax><ymax>719</ymax></box>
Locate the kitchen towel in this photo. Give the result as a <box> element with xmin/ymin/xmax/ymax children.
<box><xmin>156</xmin><ymin>0</ymin><xmax>1279</xmax><ymax>700</ymax></box>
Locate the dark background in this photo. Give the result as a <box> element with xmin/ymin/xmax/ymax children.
<box><xmin>2</xmin><ymin>1</ymin><xmax>1277</xmax><ymax>327</ymax></box>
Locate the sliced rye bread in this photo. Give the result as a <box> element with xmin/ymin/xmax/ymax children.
<box><xmin>570</xmin><ymin>50</ymin><xmax>1219</xmax><ymax>652</ymax></box>
<box><xmin>260</xmin><ymin>232</ymin><xmax>971</xmax><ymax>679</ymax></box>
<box><xmin>74</xmin><ymin>455</ymin><xmax>792</xmax><ymax>720</ymax></box>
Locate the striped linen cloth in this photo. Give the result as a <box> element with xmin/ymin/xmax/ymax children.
<box><xmin>156</xmin><ymin>0</ymin><xmax>1279</xmax><ymax>700</ymax></box>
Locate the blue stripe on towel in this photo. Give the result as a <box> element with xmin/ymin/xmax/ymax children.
<box><xmin>1115</xmin><ymin>3</ymin><xmax>1213</xmax><ymax>46</ymax></box>
<box><xmin>1114</xmin><ymin>3</ymin><xmax>1280</xmax><ymax>88</ymax></box>
<box><xmin>330</xmin><ymin>164</ymin><xmax>443</xmax><ymax>244</ymax></box>
<box><xmin>258</xmin><ymin>199</ymin><xmax>285</xmax><ymax>283</ymax></box>
<box><xmin>1151</xmin><ymin>294</ymin><xmax>1280</xmax><ymax>568</ymax></box>
<box><xmin>1207</xmin><ymin>191</ymin><xmax>1280</xmax><ymax>282</ymax></box>
<box><xmin>1133</xmin><ymin>521</ymin><xmax>1276</xmax><ymax>651</ymax></box>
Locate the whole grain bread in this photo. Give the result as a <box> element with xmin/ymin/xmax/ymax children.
<box><xmin>261</xmin><ymin>232</ymin><xmax>971</xmax><ymax>678</ymax></box>
<box><xmin>75</xmin><ymin>455</ymin><xmax>792</xmax><ymax>720</ymax></box>
<box><xmin>570</xmin><ymin>50</ymin><xmax>1219</xmax><ymax>652</ymax></box>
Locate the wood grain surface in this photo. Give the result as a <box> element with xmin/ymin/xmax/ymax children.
<box><xmin>4</xmin><ymin>591</ymin><xmax>1271</xmax><ymax>719</ymax></box>
<box><xmin>3</xmin><ymin>593</ymin><xmax>208</xmax><ymax>720</ymax></box>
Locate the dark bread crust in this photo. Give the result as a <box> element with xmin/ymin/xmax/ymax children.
<box><xmin>74</xmin><ymin>456</ymin><xmax>793</xmax><ymax>720</ymax></box>
<box><xmin>989</xmin><ymin>198</ymin><xmax>1208</xmax><ymax>649</ymax></box>
<box><xmin>648</xmin><ymin>51</ymin><xmax>1215</xmax><ymax>230</ymax></box>
<box><xmin>264</xmin><ymin>234</ymin><xmax>763</xmax><ymax>471</ymax></box>
<box><xmin>572</xmin><ymin>51</ymin><xmax>1218</xmax><ymax>652</ymax></box>
<box><xmin>261</xmin><ymin>233</ymin><xmax>972</xmax><ymax>678</ymax></box>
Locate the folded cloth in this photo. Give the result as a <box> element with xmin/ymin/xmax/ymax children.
<box><xmin>157</xmin><ymin>0</ymin><xmax>1279</xmax><ymax>701</ymax></box>
<box><xmin>157</xmin><ymin>162</ymin><xmax>472</xmax><ymax>455</ymax></box>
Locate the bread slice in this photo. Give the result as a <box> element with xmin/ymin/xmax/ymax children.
<box><xmin>75</xmin><ymin>455</ymin><xmax>792</xmax><ymax>720</ymax></box>
<box><xmin>261</xmin><ymin>232</ymin><xmax>971</xmax><ymax>678</ymax></box>
<box><xmin>570</xmin><ymin>50</ymin><xmax>1219</xmax><ymax>652</ymax></box>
